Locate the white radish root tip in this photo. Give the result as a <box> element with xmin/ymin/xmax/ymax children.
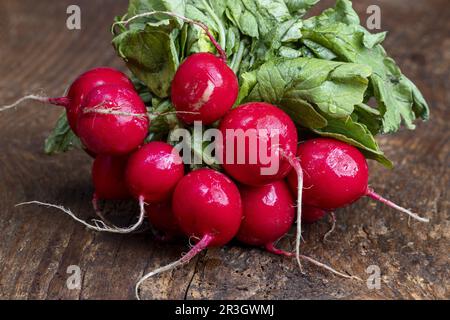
<box><xmin>135</xmin><ymin>234</ymin><xmax>213</xmax><ymax>300</ymax></box>
<box><xmin>16</xmin><ymin>196</ymin><xmax>146</xmax><ymax>234</ymax></box>
<box><xmin>266</xmin><ymin>243</ymin><xmax>360</xmax><ymax>281</ymax></box>
<box><xmin>0</xmin><ymin>95</ymin><xmax>49</xmax><ymax>112</ymax></box>
<box><xmin>0</xmin><ymin>95</ymin><xmax>69</xmax><ymax>112</ymax></box>
<box><xmin>323</xmin><ymin>212</ymin><xmax>337</xmax><ymax>243</ymax></box>
<box><xmin>92</xmin><ymin>194</ymin><xmax>113</xmax><ymax>225</ymax></box>
<box><xmin>299</xmin><ymin>255</ymin><xmax>362</xmax><ymax>281</ymax></box>
<box><xmin>366</xmin><ymin>188</ymin><xmax>430</xmax><ymax>223</ymax></box>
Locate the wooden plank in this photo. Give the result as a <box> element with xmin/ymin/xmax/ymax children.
<box><xmin>0</xmin><ymin>0</ymin><xmax>448</xmax><ymax>300</ymax></box>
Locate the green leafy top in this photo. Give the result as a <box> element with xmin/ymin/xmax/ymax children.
<box><xmin>236</xmin><ymin>57</ymin><xmax>390</xmax><ymax>165</ymax></box>
<box><xmin>44</xmin><ymin>113</ymin><xmax>82</xmax><ymax>155</ymax></box>
<box><xmin>46</xmin><ymin>0</ymin><xmax>429</xmax><ymax>168</ymax></box>
<box><xmin>301</xmin><ymin>0</ymin><xmax>429</xmax><ymax>133</ymax></box>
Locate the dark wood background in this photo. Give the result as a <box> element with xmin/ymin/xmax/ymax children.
<box><xmin>0</xmin><ymin>0</ymin><xmax>448</xmax><ymax>300</ymax></box>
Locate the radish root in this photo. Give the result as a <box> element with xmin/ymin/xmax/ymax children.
<box><xmin>282</xmin><ymin>151</ymin><xmax>304</xmax><ymax>272</ymax></box>
<box><xmin>16</xmin><ymin>196</ymin><xmax>146</xmax><ymax>234</ymax></box>
<box><xmin>92</xmin><ymin>193</ymin><xmax>107</xmax><ymax>221</ymax></box>
<box><xmin>366</xmin><ymin>188</ymin><xmax>429</xmax><ymax>223</ymax></box>
<box><xmin>266</xmin><ymin>242</ymin><xmax>360</xmax><ymax>281</ymax></box>
<box><xmin>323</xmin><ymin>212</ymin><xmax>336</xmax><ymax>242</ymax></box>
<box><xmin>135</xmin><ymin>234</ymin><xmax>213</xmax><ymax>300</ymax></box>
<box><xmin>299</xmin><ymin>255</ymin><xmax>362</xmax><ymax>281</ymax></box>
<box><xmin>91</xmin><ymin>193</ymin><xmax>115</xmax><ymax>226</ymax></box>
<box><xmin>0</xmin><ymin>95</ymin><xmax>69</xmax><ymax>112</ymax></box>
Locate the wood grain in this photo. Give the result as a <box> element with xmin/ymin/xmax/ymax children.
<box><xmin>0</xmin><ymin>0</ymin><xmax>448</xmax><ymax>300</ymax></box>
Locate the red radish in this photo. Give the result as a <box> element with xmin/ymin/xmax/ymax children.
<box><xmin>288</xmin><ymin>138</ymin><xmax>429</xmax><ymax>222</ymax></box>
<box><xmin>135</xmin><ymin>169</ymin><xmax>242</xmax><ymax>299</ymax></box>
<box><xmin>234</xmin><ymin>187</ymin><xmax>355</xmax><ymax>280</ymax></box>
<box><xmin>0</xmin><ymin>67</ymin><xmax>134</xmax><ymax>133</ymax></box>
<box><xmin>171</xmin><ymin>53</ymin><xmax>239</xmax><ymax>125</ymax></box>
<box><xmin>219</xmin><ymin>103</ymin><xmax>299</xmax><ymax>186</ymax></box>
<box><xmin>172</xmin><ymin>169</ymin><xmax>242</xmax><ymax>246</ymax></box>
<box><xmin>237</xmin><ymin>181</ymin><xmax>295</xmax><ymax>251</ymax></box>
<box><xmin>77</xmin><ymin>84</ymin><xmax>149</xmax><ymax>155</ymax></box>
<box><xmin>91</xmin><ymin>154</ymin><xmax>131</xmax><ymax>222</ymax></box>
<box><xmin>302</xmin><ymin>205</ymin><xmax>327</xmax><ymax>224</ymax></box>
<box><xmin>145</xmin><ymin>201</ymin><xmax>183</xmax><ymax>240</ymax></box>
<box><xmin>236</xmin><ymin>182</ymin><xmax>339</xmax><ymax>268</ymax></box>
<box><xmin>125</xmin><ymin>142</ymin><xmax>184</xmax><ymax>203</ymax></box>
<box><xmin>92</xmin><ymin>155</ymin><xmax>131</xmax><ymax>201</ymax></box>
<box><xmin>218</xmin><ymin>102</ymin><xmax>305</xmax><ymax>268</ymax></box>
<box><xmin>29</xmin><ymin>142</ymin><xmax>183</xmax><ymax>233</ymax></box>
<box><xmin>64</xmin><ymin>67</ymin><xmax>134</xmax><ymax>132</ymax></box>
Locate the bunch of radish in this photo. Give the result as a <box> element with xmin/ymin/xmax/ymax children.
<box><xmin>1</xmin><ymin>12</ymin><xmax>429</xmax><ymax>300</ymax></box>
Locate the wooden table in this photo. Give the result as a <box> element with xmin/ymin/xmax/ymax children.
<box><xmin>0</xmin><ymin>0</ymin><xmax>448</xmax><ymax>300</ymax></box>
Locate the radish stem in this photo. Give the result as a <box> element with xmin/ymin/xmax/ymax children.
<box><xmin>366</xmin><ymin>188</ymin><xmax>429</xmax><ymax>222</ymax></box>
<box><xmin>115</xmin><ymin>11</ymin><xmax>227</xmax><ymax>62</ymax></box>
<box><xmin>231</xmin><ymin>40</ymin><xmax>246</xmax><ymax>73</ymax></box>
<box><xmin>201</xmin><ymin>0</ymin><xmax>226</xmax><ymax>51</ymax></box>
<box><xmin>265</xmin><ymin>242</ymin><xmax>293</xmax><ymax>257</ymax></box>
